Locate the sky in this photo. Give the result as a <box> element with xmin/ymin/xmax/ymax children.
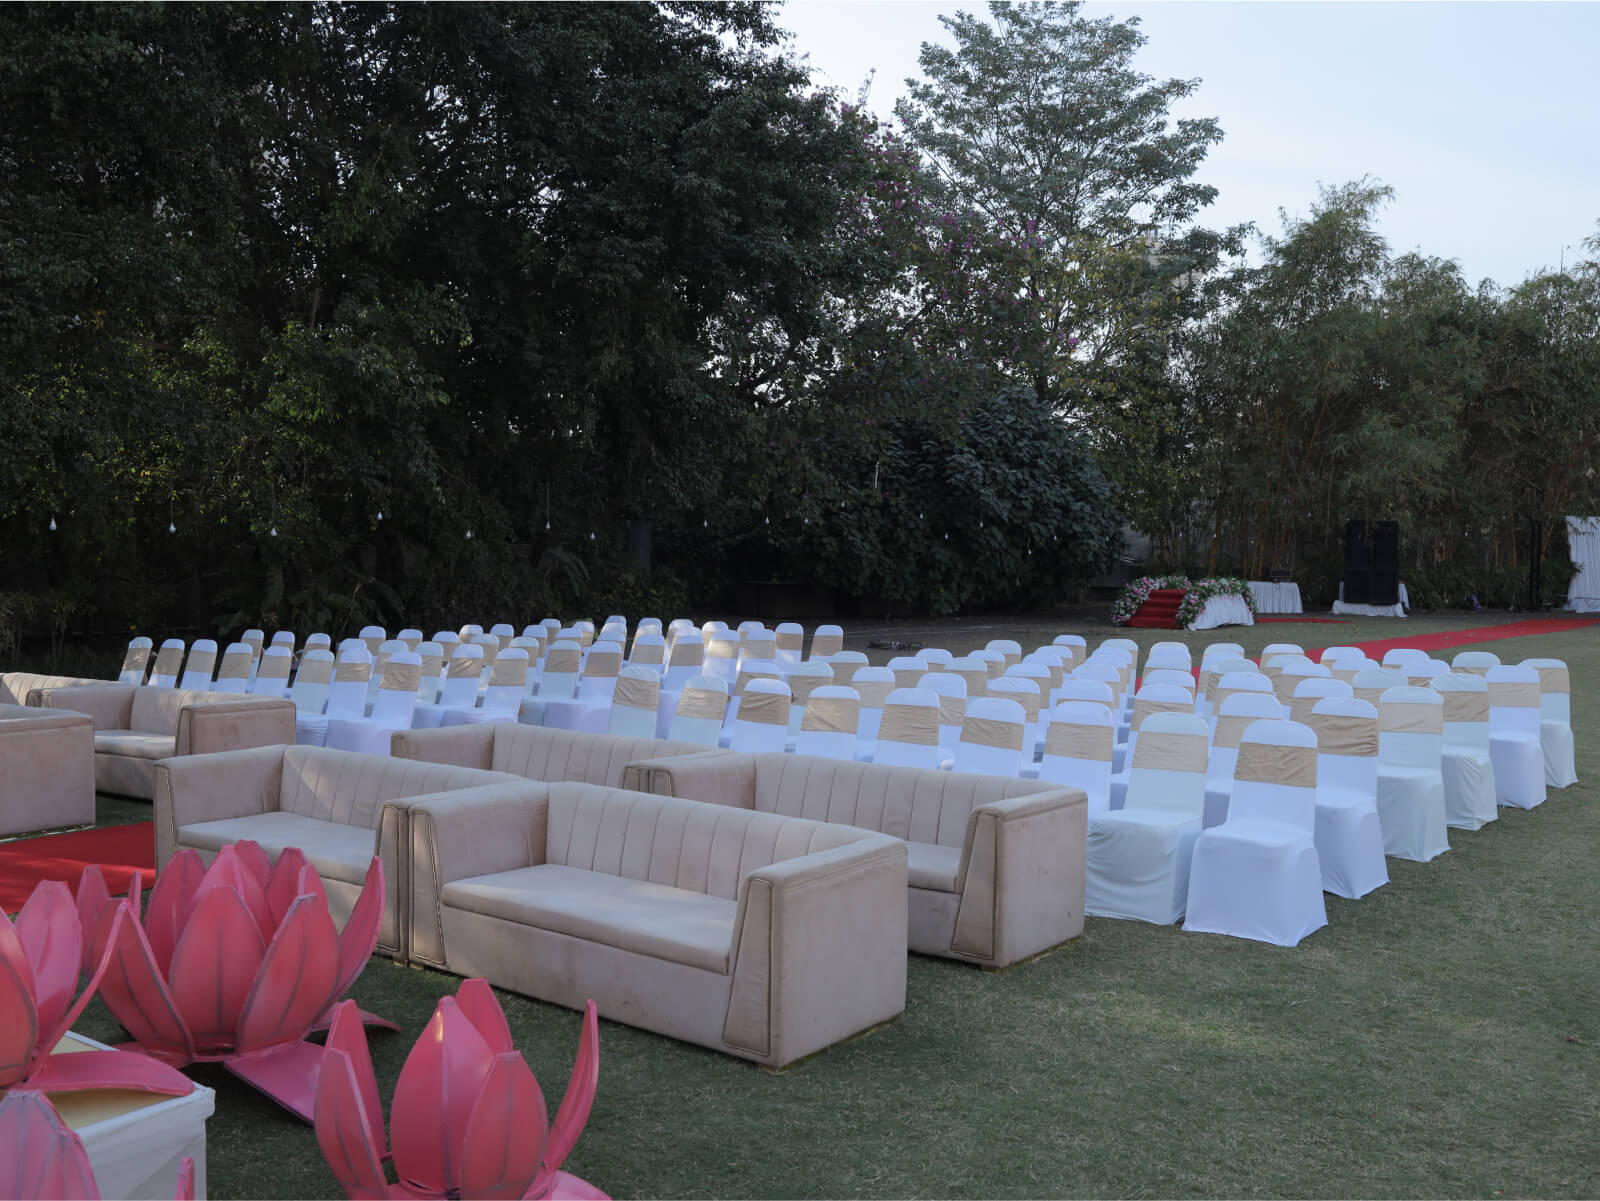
<box><xmin>776</xmin><ymin>1</ymin><xmax>1600</xmax><ymax>289</ymax></box>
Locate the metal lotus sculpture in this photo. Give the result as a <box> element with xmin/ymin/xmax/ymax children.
<box><xmin>87</xmin><ymin>841</ymin><xmax>389</xmax><ymax>1121</ymax></box>
<box><xmin>0</xmin><ymin>881</ymin><xmax>192</xmax><ymax>1098</ymax></box>
<box><xmin>0</xmin><ymin>1089</ymin><xmax>196</xmax><ymax>1201</ymax></box>
<box><xmin>316</xmin><ymin>980</ymin><xmax>606</xmax><ymax>1200</ymax></box>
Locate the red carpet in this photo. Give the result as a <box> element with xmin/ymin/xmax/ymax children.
<box><xmin>1127</xmin><ymin>588</ymin><xmax>1185</xmax><ymax>629</ymax></box>
<box><xmin>1307</xmin><ymin>615</ymin><xmax>1600</xmax><ymax>663</ymax></box>
<box><xmin>0</xmin><ymin>822</ymin><xmax>154</xmax><ymax>913</ymax></box>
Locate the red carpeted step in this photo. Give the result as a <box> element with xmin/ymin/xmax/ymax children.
<box><xmin>1127</xmin><ymin>588</ymin><xmax>1187</xmax><ymax>629</ymax></box>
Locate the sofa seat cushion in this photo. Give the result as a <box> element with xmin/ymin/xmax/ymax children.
<box><xmin>178</xmin><ymin>811</ymin><xmax>376</xmax><ymax>884</ymax></box>
<box><xmin>905</xmin><ymin>841</ymin><xmax>961</xmax><ymax>892</ymax></box>
<box><xmin>95</xmin><ymin>731</ymin><xmax>178</xmax><ymax>760</ymax></box>
<box><xmin>442</xmin><ymin>863</ymin><xmax>735</xmax><ymax>974</ymax></box>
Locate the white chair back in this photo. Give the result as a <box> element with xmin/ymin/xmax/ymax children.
<box><xmin>119</xmin><ymin>637</ymin><xmax>153</xmax><ymax>685</ymax></box>
<box><xmin>888</xmin><ymin>656</ymin><xmax>927</xmax><ymax>690</ymax></box>
<box><xmin>396</xmin><ymin>628</ymin><xmax>424</xmax><ymax>651</ymax></box>
<box><xmin>917</xmin><ymin>671</ymin><xmax>967</xmax><ymax>752</ymax></box>
<box><xmin>871</xmin><ymin>687</ymin><xmax>943</xmax><ymax>770</ymax></box>
<box><xmin>289</xmin><ymin>648</ymin><xmax>335</xmax><ymax>715</ymax></box>
<box><xmin>304</xmin><ymin>633</ymin><xmax>333</xmax><ymax>653</ymax></box>
<box><xmin>1210</xmin><ymin>692</ymin><xmax>1285</xmax><ymax>783</ymax></box>
<box><xmin>1451</xmin><ymin>650</ymin><xmax>1500</xmax><ymax>677</ymax></box>
<box><xmin>850</xmin><ymin>666</ymin><xmax>896</xmax><ymax>740</ymax></box>
<box><xmin>608</xmin><ymin>666</ymin><xmax>662</xmax><ymax>739</ymax></box>
<box><xmin>325</xmin><ymin>649</ymin><xmax>373</xmax><ymax>717</ymax></box>
<box><xmin>1522</xmin><ymin>658</ymin><xmax>1571</xmax><ymax>725</ymax></box>
<box><xmin>773</xmin><ymin>623</ymin><xmax>805</xmax><ymax>670</ymax></box>
<box><xmin>357</xmin><ymin>626</ymin><xmax>385</xmax><ymax>657</ymax></box>
<box><xmin>952</xmin><ymin>696</ymin><xmax>1027</xmax><ymax>777</ymax></box>
<box><xmin>986</xmin><ymin>638</ymin><xmax>1023</xmax><ymax>668</ymax></box>
<box><xmin>1038</xmin><ymin>700</ymin><xmax>1115</xmax><ymax>812</ymax></box>
<box><xmin>1352</xmin><ymin>667</ymin><xmax>1408</xmax><ymax>709</ymax></box>
<box><xmin>1288</xmin><ymin>677</ymin><xmax>1352</xmax><ymax>725</ymax></box>
<box><xmin>946</xmin><ymin>657</ymin><xmax>990</xmax><ymax>701</ymax></box>
<box><xmin>213</xmin><ymin>643</ymin><xmax>255</xmax><ymax>694</ymax></box>
<box><xmin>829</xmin><ymin>650</ymin><xmax>869</xmax><ymax>686</ymax></box>
<box><xmin>371</xmin><ymin>651</ymin><xmax>423</xmax><ymax>726</ymax></box>
<box><xmin>915</xmin><ymin>647</ymin><xmax>953</xmax><ymax>671</ymax></box>
<box><xmin>1378</xmin><ymin>685</ymin><xmax>1444</xmax><ymax>770</ymax></box>
<box><xmin>726</xmin><ymin>678</ymin><xmax>792</xmax><ymax>754</ymax></box>
<box><xmin>1309</xmin><ymin>697</ymin><xmax>1380</xmax><ymax>799</ymax></box>
<box><xmin>537</xmin><ymin>640</ymin><xmax>582</xmax><ymax>700</ymax></box>
<box><xmin>795</xmin><ymin>684</ymin><xmax>860</xmax><ymax>760</ymax></box>
<box><xmin>1124</xmin><ymin>712</ymin><xmax>1210</xmax><ymax>817</ymax></box>
<box><xmin>248</xmin><ymin>645</ymin><xmax>293</xmax><ymax>697</ymax></box>
<box><xmin>438</xmin><ymin>645</ymin><xmax>487</xmax><ymax>708</ymax></box>
<box><xmin>809</xmin><ymin>625</ymin><xmax>844</xmax><ymax>660</ymax></box>
<box><xmin>1226</xmin><ymin>720</ymin><xmax>1318</xmax><ymax>833</ymax></box>
<box><xmin>669</xmin><ymin>674</ymin><xmax>731</xmax><ymax>747</ymax></box>
<box><xmin>786</xmin><ymin>660</ymin><xmax>834</xmax><ymax>734</ymax></box>
<box><xmin>479</xmin><ymin>648</ymin><xmax>529</xmax><ymax>716</ymax></box>
<box><xmin>1486</xmin><ymin>664</ymin><xmax>1543</xmax><ymax>739</ymax></box>
<box><xmin>629</xmin><ymin>632</ymin><xmax>667</xmax><ymax>672</ymax></box>
<box><xmin>179</xmin><ymin>639</ymin><xmax>218</xmax><ymax>691</ymax></box>
<box><xmin>1430</xmin><ymin>672</ymin><xmax>1491</xmax><ymax>751</ymax></box>
<box><xmin>148</xmin><ymin>639</ymin><xmax>185</xmax><ymax>688</ymax></box>
<box><xmin>662</xmin><ymin>633</ymin><xmax>706</xmax><ymax>690</ymax></box>
<box><xmin>576</xmin><ymin>641</ymin><xmax>624</xmax><ymax>702</ymax></box>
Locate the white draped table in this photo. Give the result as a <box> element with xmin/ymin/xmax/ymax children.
<box><xmin>1248</xmin><ymin>581</ymin><xmax>1303</xmax><ymax>614</ymax></box>
<box><xmin>1189</xmin><ymin>593</ymin><xmax>1256</xmax><ymax>630</ymax></box>
<box><xmin>1331</xmin><ymin>581</ymin><xmax>1409</xmax><ymax>618</ymax></box>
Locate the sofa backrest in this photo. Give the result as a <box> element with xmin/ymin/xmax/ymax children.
<box><xmin>750</xmin><ymin>753</ymin><xmax>1052</xmax><ymax>849</ymax></box>
<box><xmin>544</xmin><ymin>782</ymin><xmax>870</xmax><ymax>900</ymax></box>
<box><xmin>279</xmin><ymin>745</ymin><xmax>517</xmax><ymax>830</ymax></box>
<box><xmin>1</xmin><ymin>672</ymin><xmax>112</xmax><ymax>707</ymax></box>
<box><xmin>489</xmin><ymin>723</ymin><xmax>709</xmax><ymax>788</ymax></box>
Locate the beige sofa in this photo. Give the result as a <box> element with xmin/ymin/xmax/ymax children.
<box><xmin>391</xmin><ymin>721</ymin><xmax>711</xmax><ymax>788</ymax></box>
<box><xmin>2</xmin><ymin>671</ymin><xmax>115</xmax><ymax>707</ymax></box>
<box><xmin>406</xmin><ymin>782</ymin><xmax>908</xmax><ymax>1068</ymax></box>
<box><xmin>153</xmin><ymin>744</ymin><xmax>541</xmax><ymax>957</ymax></box>
<box><xmin>632</xmin><ymin>751</ymin><xmax>1087</xmax><ymax>970</ymax></box>
<box><xmin>36</xmin><ymin>684</ymin><xmax>297</xmax><ymax>800</ymax></box>
<box><xmin>0</xmin><ymin>704</ymin><xmax>96</xmax><ymax>836</ymax></box>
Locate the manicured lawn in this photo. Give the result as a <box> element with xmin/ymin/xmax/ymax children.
<box><xmin>33</xmin><ymin>614</ymin><xmax>1600</xmax><ymax>1197</ymax></box>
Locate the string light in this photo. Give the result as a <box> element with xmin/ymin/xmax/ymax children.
<box><xmin>48</xmin><ymin>517</ymin><xmax>57</xmax><ymax>532</ymax></box>
<box><xmin>465</xmin><ymin>528</ymin><xmax>473</xmax><ymax>540</ymax></box>
<box><xmin>168</xmin><ymin>522</ymin><xmax>177</xmax><ymax>534</ymax></box>
<box><xmin>270</xmin><ymin>526</ymin><xmax>278</xmax><ymax>537</ymax></box>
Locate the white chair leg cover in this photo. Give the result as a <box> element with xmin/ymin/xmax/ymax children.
<box><xmin>1542</xmin><ymin>721</ymin><xmax>1577</xmax><ymax>789</ymax></box>
<box><xmin>1183</xmin><ymin>828</ymin><xmax>1327</xmax><ymax>945</ymax></box>
<box><xmin>325</xmin><ymin>717</ymin><xmax>406</xmax><ymax>755</ymax></box>
<box><xmin>1489</xmin><ymin>733</ymin><xmax>1545</xmax><ymax>808</ymax></box>
<box><xmin>295</xmin><ymin>713</ymin><xmax>330</xmax><ymax>747</ymax></box>
<box><xmin>1201</xmin><ymin>779</ymin><xmax>1232</xmax><ymax>829</ymax></box>
<box><xmin>410</xmin><ymin>703</ymin><xmax>447</xmax><ymax>730</ymax></box>
<box><xmin>1441</xmin><ymin>747</ymin><xmax>1499</xmax><ymax>830</ymax></box>
<box><xmin>1085</xmin><ymin>814</ymin><xmax>1202</xmax><ymax>924</ymax></box>
<box><xmin>1375</xmin><ymin>767</ymin><xmax>1450</xmax><ymax>861</ymax></box>
<box><xmin>1313</xmin><ymin>791</ymin><xmax>1389</xmax><ymax>899</ymax></box>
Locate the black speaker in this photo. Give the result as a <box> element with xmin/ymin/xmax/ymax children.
<box><xmin>1344</xmin><ymin>520</ymin><xmax>1371</xmax><ymax>604</ymax></box>
<box><xmin>1369</xmin><ymin>520</ymin><xmax>1399</xmax><ymax>605</ymax></box>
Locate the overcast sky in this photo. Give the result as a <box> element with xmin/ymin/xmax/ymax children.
<box><xmin>776</xmin><ymin>1</ymin><xmax>1600</xmax><ymax>289</ymax></box>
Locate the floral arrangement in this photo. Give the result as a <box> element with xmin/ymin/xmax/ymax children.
<box><xmin>1111</xmin><ymin>575</ymin><xmax>1256</xmax><ymax>628</ymax></box>
<box><xmin>1174</xmin><ymin>577</ymin><xmax>1256</xmax><ymax>628</ymax></box>
<box><xmin>1110</xmin><ymin>575</ymin><xmax>1191</xmax><ymax>625</ymax></box>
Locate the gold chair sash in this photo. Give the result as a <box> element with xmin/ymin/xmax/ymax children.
<box><xmin>185</xmin><ymin>649</ymin><xmax>217</xmax><ymax>678</ymax></box>
<box><xmin>545</xmin><ymin>647</ymin><xmax>582</xmax><ymax>674</ymax></box>
<box><xmin>121</xmin><ymin>647</ymin><xmax>150</xmax><ymax>673</ymax></box>
<box><xmin>810</xmin><ymin>632</ymin><xmax>843</xmax><ymax>657</ymax></box>
<box><xmin>1353</xmin><ymin>685</ymin><xmax>1385</xmax><ymax>707</ymax></box>
<box><xmin>801</xmin><ymin>696</ymin><xmax>858</xmax><ymax>734</ymax></box>
<box><xmin>582</xmin><ymin>650</ymin><xmax>621</xmax><ymax>680</ymax></box>
<box><xmin>612</xmin><ymin>674</ymin><xmax>660</xmax><ymax>711</ymax></box>
<box><xmin>630</xmin><ymin>643</ymin><xmax>665</xmax><ymax>665</ymax></box>
<box><xmin>295</xmin><ymin>657</ymin><xmax>333</xmax><ymax>685</ymax></box>
<box><xmin>735</xmin><ymin>668</ymin><xmax>780</xmax><ymax>697</ymax></box>
<box><xmin>892</xmin><ymin>668</ymin><xmax>923</xmax><ymax>690</ymax></box>
<box><xmin>1436</xmin><ymin>690</ymin><xmax>1489</xmax><ymax>723</ymax></box>
<box><xmin>218</xmin><ymin>653</ymin><xmax>253</xmax><ymax>680</ymax></box>
<box><xmin>937</xmin><ymin>695</ymin><xmax>966</xmax><ymax>727</ymax></box>
<box><xmin>775</xmin><ymin>630</ymin><xmax>803</xmax><ymax>651</ymax></box>
<box><xmin>1132</xmin><ymin>730</ymin><xmax>1208</xmax><ymax>773</ymax></box>
<box><xmin>1131</xmin><ymin>696</ymin><xmax>1191</xmax><ymax>728</ymax></box>
<box><xmin>670</xmin><ymin>643</ymin><xmax>705</xmax><ymax>668</ymax></box>
<box><xmin>1309</xmin><ymin>714</ymin><xmax>1378</xmax><ymax>757</ymax></box>
<box><xmin>489</xmin><ymin>659</ymin><xmax>529</xmax><ymax>688</ymax></box>
<box><xmin>153</xmin><ymin>648</ymin><xmax>183</xmax><ymax>677</ymax></box>
<box><xmin>381</xmin><ymin>662</ymin><xmax>421</xmax><ymax>692</ymax></box>
<box><xmin>1489</xmin><ymin>680</ymin><xmax>1541</xmax><ymax>709</ymax></box>
<box><xmin>831</xmin><ymin>660</ymin><xmax>863</xmax><ymax>686</ymax></box>
<box><xmin>788</xmin><ymin>674</ymin><xmax>829</xmax><ymax>706</ymax></box>
<box><xmin>1044</xmin><ymin>722</ymin><xmax>1113</xmax><ymax>762</ymax></box>
<box><xmin>334</xmin><ymin>659</ymin><xmax>372</xmax><ymax>684</ymax></box>
<box><xmin>1212</xmin><ymin>713</ymin><xmax>1262</xmax><ymax>750</ymax></box>
<box><xmin>854</xmin><ymin>679</ymin><xmax>894</xmax><ymax>709</ymax></box>
<box><xmin>1380</xmin><ymin>701</ymin><xmax>1442</xmax><ymax>734</ymax></box>
<box><xmin>960</xmin><ymin>717</ymin><xmax>1024</xmax><ymax>752</ymax></box>
<box><xmin>738</xmin><ymin>691</ymin><xmax>790</xmax><ymax>726</ymax></box>
<box><xmin>878</xmin><ymin>703</ymin><xmax>939</xmax><ymax>746</ymax></box>
<box><xmin>952</xmin><ymin>667</ymin><xmax>988</xmax><ymax>698</ymax></box>
<box><xmin>1235</xmin><ymin>742</ymin><xmax>1317</xmax><ymax>789</ymax></box>
<box><xmin>257</xmin><ymin>654</ymin><xmax>291</xmax><ymax>681</ymax></box>
<box><xmin>1533</xmin><ymin>664</ymin><xmax>1569</xmax><ymax>695</ymax></box>
<box><xmin>447</xmin><ymin>655</ymin><xmax>484</xmax><ymax>680</ymax></box>
<box><xmin>677</xmin><ymin>686</ymin><xmax>728</xmax><ymax>721</ymax></box>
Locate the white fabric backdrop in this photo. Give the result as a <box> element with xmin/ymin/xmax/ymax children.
<box><xmin>1248</xmin><ymin>581</ymin><xmax>1303</xmax><ymax>614</ymax></box>
<box><xmin>1566</xmin><ymin>515</ymin><xmax>1600</xmax><ymax>613</ymax></box>
<box><xmin>1332</xmin><ymin>582</ymin><xmax>1409</xmax><ymax>618</ymax></box>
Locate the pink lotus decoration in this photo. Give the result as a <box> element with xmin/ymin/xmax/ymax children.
<box><xmin>316</xmin><ymin>980</ymin><xmax>606</xmax><ymax>1199</ymax></box>
<box><xmin>1</xmin><ymin>881</ymin><xmax>192</xmax><ymax>1099</ymax></box>
<box><xmin>0</xmin><ymin>1089</ymin><xmax>196</xmax><ymax>1201</ymax></box>
<box><xmin>86</xmin><ymin>840</ymin><xmax>390</xmax><ymax>1122</ymax></box>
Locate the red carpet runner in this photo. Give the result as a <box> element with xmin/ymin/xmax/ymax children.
<box><xmin>1126</xmin><ymin>588</ymin><xmax>1185</xmax><ymax>629</ymax></box>
<box><xmin>0</xmin><ymin>822</ymin><xmax>154</xmax><ymax>913</ymax></box>
<box><xmin>1307</xmin><ymin>615</ymin><xmax>1600</xmax><ymax>663</ymax></box>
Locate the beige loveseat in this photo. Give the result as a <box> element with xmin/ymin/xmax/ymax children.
<box><xmin>153</xmin><ymin>744</ymin><xmax>541</xmax><ymax>957</ymax></box>
<box><xmin>0</xmin><ymin>704</ymin><xmax>96</xmax><ymax>836</ymax></box>
<box><xmin>632</xmin><ymin>751</ymin><xmax>1087</xmax><ymax>970</ymax></box>
<box><xmin>2</xmin><ymin>671</ymin><xmax>115</xmax><ymax>707</ymax></box>
<box><xmin>36</xmin><ymin>684</ymin><xmax>296</xmax><ymax>800</ymax></box>
<box><xmin>406</xmin><ymin>782</ymin><xmax>908</xmax><ymax>1068</ymax></box>
<box><xmin>391</xmin><ymin>721</ymin><xmax>711</xmax><ymax>787</ymax></box>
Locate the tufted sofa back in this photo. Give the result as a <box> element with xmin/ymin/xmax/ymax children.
<box><xmin>488</xmin><ymin>723</ymin><xmax>707</xmax><ymax>788</ymax></box>
<box><xmin>749</xmin><ymin>753</ymin><xmax>1052</xmax><ymax>849</ymax></box>
<box><xmin>2</xmin><ymin>672</ymin><xmax>111</xmax><ymax>707</ymax></box>
<box><xmin>543</xmin><ymin>783</ymin><xmax>873</xmax><ymax>900</ymax></box>
<box><xmin>279</xmin><ymin>745</ymin><xmax>515</xmax><ymax>830</ymax></box>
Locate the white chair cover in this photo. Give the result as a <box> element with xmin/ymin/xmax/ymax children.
<box><xmin>951</xmin><ymin>697</ymin><xmax>1027</xmax><ymax>778</ymax></box>
<box><xmin>248</xmin><ymin>646</ymin><xmax>293</xmax><ymax>698</ymax></box>
<box><xmin>444</xmin><ymin>648</ymin><xmax>530</xmax><ymax>727</ymax></box>
<box><xmin>607</xmin><ymin>666</ymin><xmax>662</xmax><ymax>739</ymax></box>
<box><xmin>724</xmin><ymin>678</ymin><xmax>792</xmax><ymax>754</ymax></box>
<box><xmin>178</xmin><ymin>640</ymin><xmax>218</xmax><ymax>691</ymax></box>
<box><xmin>1202</xmin><ymin>692</ymin><xmax>1286</xmax><ymax>828</ymax></box>
<box><xmin>1184</xmin><ymin>719</ymin><xmax>1328</xmax><ymax>946</ymax></box>
<box><xmin>212</xmin><ymin>644</ymin><xmax>254</xmax><ymax>695</ymax></box>
<box><xmin>327</xmin><ymin>651</ymin><xmax>422</xmax><ymax>754</ymax></box>
<box><xmin>918</xmin><ymin>671</ymin><xmax>968</xmax><ymax>754</ymax></box>
<box><xmin>1037</xmin><ymin>701</ymin><xmax>1114</xmax><ymax>813</ymax></box>
<box><xmin>289</xmin><ymin>648</ymin><xmax>335</xmax><ymax>717</ymax></box>
<box><xmin>1428</xmin><ymin>672</ymin><xmax>1499</xmax><ymax>830</ymax></box>
<box><xmin>785</xmin><ymin>661</ymin><xmax>834</xmax><ymax>737</ymax></box>
<box><xmin>666</xmin><ymin>674</ymin><xmax>730</xmax><ymax>747</ymax></box>
<box><xmin>1085</xmin><ymin>713</ymin><xmax>1210</xmax><ymax>924</ymax></box>
<box><xmin>1522</xmin><ymin>658</ymin><xmax>1576</xmax><ymax>788</ymax></box>
<box><xmin>148</xmin><ymin>639</ymin><xmax>185</xmax><ymax>689</ymax></box>
<box><xmin>412</xmin><ymin>645</ymin><xmax>485</xmax><ymax>730</ymax></box>
<box><xmin>1486</xmin><ymin>665</ymin><xmax>1546</xmax><ymax>808</ymax></box>
<box><xmin>118</xmin><ymin>637</ymin><xmax>153</xmax><ymax>685</ymax></box>
<box><xmin>297</xmin><ymin>648</ymin><xmax>370</xmax><ymax>745</ymax></box>
<box><xmin>1375</xmin><ymin>686</ymin><xmax>1450</xmax><ymax>861</ymax></box>
<box><xmin>773</xmin><ymin>623</ymin><xmax>805</xmax><ymax>671</ymax></box>
<box><xmin>793</xmin><ymin>685</ymin><xmax>861</xmax><ymax>761</ymax></box>
<box><xmin>869</xmin><ymin>688</ymin><xmax>943</xmax><ymax>770</ymax></box>
<box><xmin>1307</xmin><ymin>698</ymin><xmax>1389</xmax><ymax>900</ymax></box>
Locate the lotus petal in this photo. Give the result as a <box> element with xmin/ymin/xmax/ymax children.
<box><xmin>234</xmin><ymin>893</ymin><xmax>340</xmax><ymax>1054</ymax></box>
<box><xmin>16</xmin><ymin>882</ymin><xmax>82</xmax><ymax>1044</ymax></box>
<box><xmin>75</xmin><ymin>867</ymin><xmax>112</xmax><ymax>977</ymax></box>
<box><xmin>296</xmin><ymin>863</ymin><xmax>330</xmax><ymax>913</ymax></box>
<box><xmin>332</xmin><ymin>858</ymin><xmax>384</xmax><ymax>999</ymax></box>
<box><xmin>0</xmin><ymin>1090</ymin><xmax>100</xmax><ymax>1201</ymax></box>
<box><xmin>455</xmin><ymin>978</ymin><xmax>514</xmax><ymax>1056</ymax></box>
<box><xmin>326</xmin><ymin>1000</ymin><xmax>387</xmax><ymax>1156</ymax></box>
<box><xmin>232</xmin><ymin>839</ymin><xmax>273</xmax><ymax>890</ymax></box>
<box><xmin>144</xmin><ymin>851</ymin><xmax>205</xmax><ymax>977</ymax></box>
<box><xmin>94</xmin><ymin>903</ymin><xmax>196</xmax><ymax>1063</ymax></box>
<box><xmin>457</xmin><ymin>1051</ymin><xmax>546</xmax><ymax>1201</ymax></box>
<box><xmin>126</xmin><ymin>870</ymin><xmax>143</xmax><ymax>924</ymax></box>
<box><xmin>314</xmin><ymin>1046</ymin><xmax>392</xmax><ymax>1201</ymax></box>
<box><xmin>175</xmin><ymin>1157</ymin><xmax>195</xmax><ymax>1201</ymax></box>
<box><xmin>541</xmin><ymin>1172</ymin><xmax>611</xmax><ymax>1201</ymax></box>
<box><xmin>390</xmin><ymin>996</ymin><xmax>495</xmax><ymax>1195</ymax></box>
<box><xmin>167</xmin><ymin>886</ymin><xmax>267</xmax><ymax>1052</ymax></box>
<box><xmin>0</xmin><ymin>947</ymin><xmax>40</xmax><ymax>1089</ymax></box>
<box><xmin>0</xmin><ymin>909</ymin><xmax>35</xmax><ymax>999</ymax></box>
<box><xmin>23</xmin><ymin>1047</ymin><xmax>193</xmax><ymax>1096</ymax></box>
<box><xmin>192</xmin><ymin>846</ymin><xmax>274</xmax><ymax>946</ymax></box>
<box><xmin>265</xmin><ymin>848</ymin><xmax>312</xmax><ymax>927</ymax></box>
<box><xmin>536</xmin><ymin>1000</ymin><xmax>600</xmax><ymax>1186</ymax></box>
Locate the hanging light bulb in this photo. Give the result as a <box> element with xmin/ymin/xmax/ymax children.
<box><xmin>168</xmin><ymin>522</ymin><xmax>177</xmax><ymax>534</ymax></box>
<box><xmin>943</xmin><ymin>532</ymin><xmax>949</xmax><ymax>541</ymax></box>
<box><xmin>764</xmin><ymin>515</ymin><xmax>770</xmax><ymax>525</ymax></box>
<box><xmin>375</xmin><ymin>510</ymin><xmax>383</xmax><ymax>522</ymax></box>
<box><xmin>919</xmin><ymin>511</ymin><xmax>924</xmax><ymax>520</ymax></box>
<box><xmin>465</xmin><ymin>528</ymin><xmax>474</xmax><ymax>540</ymax></box>
<box><xmin>803</xmin><ymin>517</ymin><xmax>809</xmax><ymax>525</ymax></box>
<box><xmin>702</xmin><ymin>518</ymin><xmax>708</xmax><ymax>528</ymax></box>
<box><xmin>48</xmin><ymin>517</ymin><xmax>57</xmax><ymax>532</ymax></box>
<box><xmin>545</xmin><ymin>519</ymin><xmax>551</xmax><ymax>531</ymax></box>
<box><xmin>270</xmin><ymin>526</ymin><xmax>278</xmax><ymax>537</ymax></box>
<box><xmin>589</xmin><ymin>531</ymin><xmax>596</xmax><ymax>541</ymax></box>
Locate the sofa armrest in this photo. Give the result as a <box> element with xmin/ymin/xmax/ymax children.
<box><xmin>390</xmin><ymin>723</ymin><xmax>496</xmax><ymax>771</ymax></box>
<box><xmin>723</xmin><ymin>835</ymin><xmax>908</xmax><ymax>1066</ymax></box>
<box><xmin>152</xmin><ymin>745</ymin><xmax>287</xmax><ymax>868</ymax></box>
<box><xmin>951</xmin><ymin>787</ymin><xmax>1088</xmax><ymax>967</ymax></box>
<box><xmin>407</xmin><ymin>784</ymin><xmax>549</xmax><ymax>967</ymax></box>
<box><xmin>36</xmin><ymin>685</ymin><xmax>135</xmax><ymax>730</ymax></box>
<box><xmin>176</xmin><ymin>698</ymin><xmax>297</xmax><ymax>756</ymax></box>
<box><xmin>636</xmin><ymin>749</ymin><xmax>755</xmax><ymax>809</ymax></box>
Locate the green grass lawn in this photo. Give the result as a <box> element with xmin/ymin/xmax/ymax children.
<box><xmin>31</xmin><ymin>614</ymin><xmax>1600</xmax><ymax>1197</ymax></box>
